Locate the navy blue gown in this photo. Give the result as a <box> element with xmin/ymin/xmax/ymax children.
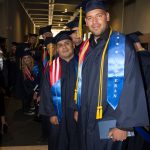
<box><xmin>78</xmin><ymin>29</ymin><xmax>149</xmax><ymax>150</ymax></box>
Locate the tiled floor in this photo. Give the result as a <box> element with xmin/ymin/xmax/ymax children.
<box><xmin>0</xmin><ymin>145</ymin><xmax>48</xmax><ymax>150</ymax></box>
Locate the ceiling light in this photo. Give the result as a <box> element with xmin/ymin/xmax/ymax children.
<box><xmin>58</xmin><ymin>24</ymin><xmax>61</xmax><ymax>27</ymax></box>
<box><xmin>65</xmin><ymin>8</ymin><xmax>67</xmax><ymax>13</ymax></box>
<box><xmin>61</xmin><ymin>18</ymin><xmax>63</xmax><ymax>21</ymax></box>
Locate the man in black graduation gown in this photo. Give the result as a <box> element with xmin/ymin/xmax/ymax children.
<box><xmin>74</xmin><ymin>1</ymin><xmax>149</xmax><ymax>150</ymax></box>
<box><xmin>66</xmin><ymin>17</ymin><xmax>84</xmax><ymax>55</ymax></box>
<box><xmin>39</xmin><ymin>31</ymin><xmax>79</xmax><ymax>150</ymax></box>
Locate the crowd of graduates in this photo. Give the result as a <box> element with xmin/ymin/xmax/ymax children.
<box><xmin>0</xmin><ymin>0</ymin><xmax>150</xmax><ymax>150</ymax></box>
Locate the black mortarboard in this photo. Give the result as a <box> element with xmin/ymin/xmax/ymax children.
<box><xmin>28</xmin><ymin>33</ymin><xmax>38</xmax><ymax>37</ymax></box>
<box><xmin>127</xmin><ymin>31</ymin><xmax>143</xmax><ymax>43</ymax></box>
<box><xmin>11</xmin><ymin>42</ymin><xmax>19</xmax><ymax>46</ymax></box>
<box><xmin>39</xmin><ymin>25</ymin><xmax>52</xmax><ymax>35</ymax></box>
<box><xmin>0</xmin><ymin>36</ymin><xmax>7</xmax><ymax>43</ymax></box>
<box><xmin>38</xmin><ymin>39</ymin><xmax>44</xmax><ymax>45</ymax></box>
<box><xmin>22</xmin><ymin>50</ymin><xmax>32</xmax><ymax>57</ymax></box>
<box><xmin>77</xmin><ymin>0</ymin><xmax>108</xmax><ymax>13</ymax></box>
<box><xmin>54</xmin><ymin>30</ymin><xmax>76</xmax><ymax>44</ymax></box>
<box><xmin>44</xmin><ymin>37</ymin><xmax>55</xmax><ymax>47</ymax></box>
<box><xmin>66</xmin><ymin>17</ymin><xmax>85</xmax><ymax>29</ymax></box>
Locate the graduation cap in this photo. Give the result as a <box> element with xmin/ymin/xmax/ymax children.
<box><xmin>0</xmin><ymin>36</ymin><xmax>7</xmax><ymax>43</ymax></box>
<box><xmin>28</xmin><ymin>33</ymin><xmax>38</xmax><ymax>37</ymax></box>
<box><xmin>66</xmin><ymin>17</ymin><xmax>85</xmax><ymax>29</ymax></box>
<box><xmin>22</xmin><ymin>50</ymin><xmax>32</xmax><ymax>57</ymax></box>
<box><xmin>76</xmin><ymin>0</ymin><xmax>108</xmax><ymax>13</ymax></box>
<box><xmin>39</xmin><ymin>25</ymin><xmax>52</xmax><ymax>35</ymax></box>
<box><xmin>44</xmin><ymin>37</ymin><xmax>55</xmax><ymax>47</ymax></box>
<box><xmin>54</xmin><ymin>30</ymin><xmax>76</xmax><ymax>44</ymax></box>
<box><xmin>11</xmin><ymin>42</ymin><xmax>19</xmax><ymax>46</ymax></box>
<box><xmin>127</xmin><ymin>31</ymin><xmax>143</xmax><ymax>43</ymax></box>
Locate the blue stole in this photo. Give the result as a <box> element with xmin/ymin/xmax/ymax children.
<box><xmin>50</xmin><ymin>57</ymin><xmax>78</xmax><ymax>122</ymax></box>
<box><xmin>76</xmin><ymin>32</ymin><xmax>125</xmax><ymax>110</ymax></box>
<box><xmin>107</xmin><ymin>32</ymin><xmax>125</xmax><ymax>110</ymax></box>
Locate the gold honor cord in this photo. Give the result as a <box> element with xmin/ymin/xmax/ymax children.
<box><xmin>96</xmin><ymin>28</ymin><xmax>113</xmax><ymax>120</ymax></box>
<box><xmin>79</xmin><ymin>7</ymin><xmax>83</xmax><ymax>39</ymax></box>
<box><xmin>47</xmin><ymin>44</ymin><xmax>53</xmax><ymax>66</ymax></box>
<box><xmin>74</xmin><ymin>40</ymin><xmax>89</xmax><ymax>104</ymax></box>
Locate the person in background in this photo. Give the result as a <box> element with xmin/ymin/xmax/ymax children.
<box><xmin>0</xmin><ymin>38</ymin><xmax>8</xmax><ymax>137</ymax></box>
<box><xmin>15</xmin><ymin>33</ymin><xmax>38</xmax><ymax>115</ymax></box>
<box><xmin>8</xmin><ymin>42</ymin><xmax>18</xmax><ymax>95</ymax></box>
<box><xmin>126</xmin><ymin>31</ymin><xmax>150</xmax><ymax>150</ymax></box>
<box><xmin>66</xmin><ymin>17</ymin><xmax>84</xmax><ymax>55</ymax></box>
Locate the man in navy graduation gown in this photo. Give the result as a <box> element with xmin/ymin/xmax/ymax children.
<box><xmin>39</xmin><ymin>31</ymin><xmax>79</xmax><ymax>150</ymax></box>
<box><xmin>75</xmin><ymin>1</ymin><xmax>149</xmax><ymax>150</ymax></box>
<box><xmin>66</xmin><ymin>17</ymin><xmax>84</xmax><ymax>55</ymax></box>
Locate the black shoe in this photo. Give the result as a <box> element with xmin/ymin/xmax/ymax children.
<box><xmin>3</xmin><ymin>124</ymin><xmax>8</xmax><ymax>133</ymax></box>
<box><xmin>24</xmin><ymin>110</ymin><xmax>35</xmax><ymax>116</ymax></box>
<box><xmin>1</xmin><ymin>124</ymin><xmax>8</xmax><ymax>134</ymax></box>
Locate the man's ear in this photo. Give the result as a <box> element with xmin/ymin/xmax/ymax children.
<box><xmin>85</xmin><ymin>18</ymin><xmax>88</xmax><ymax>27</ymax></box>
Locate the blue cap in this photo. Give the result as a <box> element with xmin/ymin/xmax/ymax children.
<box><xmin>127</xmin><ymin>31</ymin><xmax>143</xmax><ymax>43</ymax></box>
<box><xmin>39</xmin><ymin>25</ymin><xmax>52</xmax><ymax>35</ymax></box>
<box><xmin>77</xmin><ymin>0</ymin><xmax>108</xmax><ymax>13</ymax></box>
<box><xmin>54</xmin><ymin>30</ymin><xmax>76</xmax><ymax>44</ymax></box>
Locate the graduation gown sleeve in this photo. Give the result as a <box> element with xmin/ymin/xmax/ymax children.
<box><xmin>39</xmin><ymin>67</ymin><xmax>56</xmax><ymax>117</ymax></box>
<box><xmin>116</xmin><ymin>38</ymin><xmax>149</xmax><ymax>128</ymax></box>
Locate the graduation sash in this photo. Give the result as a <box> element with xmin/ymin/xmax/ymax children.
<box><xmin>107</xmin><ymin>32</ymin><xmax>125</xmax><ymax>110</ymax></box>
<box><xmin>50</xmin><ymin>57</ymin><xmax>78</xmax><ymax>122</ymax></box>
<box><xmin>49</xmin><ymin>57</ymin><xmax>62</xmax><ymax>122</ymax></box>
<box><xmin>75</xmin><ymin>32</ymin><xmax>125</xmax><ymax>112</ymax></box>
<box><xmin>74</xmin><ymin>40</ymin><xmax>90</xmax><ymax>109</ymax></box>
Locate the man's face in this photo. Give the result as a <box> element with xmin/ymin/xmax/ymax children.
<box><xmin>56</xmin><ymin>39</ymin><xmax>74</xmax><ymax>60</ymax></box>
<box><xmin>29</xmin><ymin>36</ymin><xmax>37</xmax><ymax>45</ymax></box>
<box><xmin>70</xmin><ymin>27</ymin><xmax>82</xmax><ymax>46</ymax></box>
<box><xmin>85</xmin><ymin>9</ymin><xmax>110</xmax><ymax>37</ymax></box>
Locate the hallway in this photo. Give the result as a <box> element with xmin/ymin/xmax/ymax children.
<box><xmin>0</xmin><ymin>96</ymin><xmax>47</xmax><ymax>147</ymax></box>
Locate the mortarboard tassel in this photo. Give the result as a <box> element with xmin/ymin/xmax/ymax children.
<box><xmin>96</xmin><ymin>106</ymin><xmax>103</xmax><ymax>119</ymax></box>
<box><xmin>47</xmin><ymin>44</ymin><xmax>53</xmax><ymax>65</ymax></box>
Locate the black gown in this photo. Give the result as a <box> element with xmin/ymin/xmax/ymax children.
<box><xmin>79</xmin><ymin>29</ymin><xmax>149</xmax><ymax>150</ymax></box>
<box><xmin>39</xmin><ymin>56</ymin><xmax>79</xmax><ymax>150</ymax></box>
<box><xmin>75</xmin><ymin>42</ymin><xmax>83</xmax><ymax>56</ymax></box>
<box><xmin>137</xmin><ymin>51</ymin><xmax>150</xmax><ymax>115</ymax></box>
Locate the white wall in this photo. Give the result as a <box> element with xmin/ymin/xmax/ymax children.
<box><xmin>123</xmin><ymin>0</ymin><xmax>150</xmax><ymax>34</ymax></box>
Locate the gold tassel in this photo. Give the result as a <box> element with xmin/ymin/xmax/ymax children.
<box><xmin>74</xmin><ymin>89</ymin><xmax>78</xmax><ymax>104</ymax></box>
<box><xmin>96</xmin><ymin>106</ymin><xmax>103</xmax><ymax>119</ymax></box>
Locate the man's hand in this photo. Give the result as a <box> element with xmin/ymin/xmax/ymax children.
<box><xmin>74</xmin><ymin>111</ymin><xmax>78</xmax><ymax>122</ymax></box>
<box><xmin>108</xmin><ymin>128</ymin><xmax>127</xmax><ymax>142</ymax></box>
<box><xmin>50</xmin><ymin>116</ymin><xmax>59</xmax><ymax>125</ymax></box>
